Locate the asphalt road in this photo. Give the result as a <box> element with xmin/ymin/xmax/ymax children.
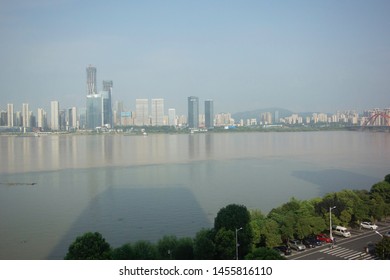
<box><xmin>287</xmin><ymin>220</ymin><xmax>390</xmax><ymax>260</ymax></box>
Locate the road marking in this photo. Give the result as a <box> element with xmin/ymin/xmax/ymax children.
<box><xmin>321</xmin><ymin>246</ymin><xmax>378</xmax><ymax>260</ymax></box>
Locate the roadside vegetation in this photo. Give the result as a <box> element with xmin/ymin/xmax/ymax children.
<box><xmin>65</xmin><ymin>174</ymin><xmax>390</xmax><ymax>260</ymax></box>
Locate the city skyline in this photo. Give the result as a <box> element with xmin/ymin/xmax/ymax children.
<box><xmin>0</xmin><ymin>1</ymin><xmax>389</xmax><ymax>114</ymax></box>
<box><xmin>1</xmin><ymin>96</ymin><xmax>389</xmax><ymax>130</ymax></box>
<box><xmin>1</xmin><ymin>60</ymin><xmax>387</xmax><ymax>126</ymax></box>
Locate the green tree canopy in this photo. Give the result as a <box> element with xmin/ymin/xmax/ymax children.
<box><xmin>375</xmin><ymin>237</ymin><xmax>390</xmax><ymax>260</ymax></box>
<box><xmin>193</xmin><ymin>228</ymin><xmax>216</xmax><ymax>260</ymax></box>
<box><xmin>214</xmin><ymin>204</ymin><xmax>253</xmax><ymax>259</ymax></box>
<box><xmin>245</xmin><ymin>247</ymin><xmax>284</xmax><ymax>260</ymax></box>
<box><xmin>214</xmin><ymin>228</ymin><xmax>235</xmax><ymax>260</ymax></box>
<box><xmin>174</xmin><ymin>237</ymin><xmax>194</xmax><ymax>260</ymax></box>
<box><xmin>132</xmin><ymin>240</ymin><xmax>158</xmax><ymax>260</ymax></box>
<box><xmin>371</xmin><ymin>181</ymin><xmax>390</xmax><ymax>203</ymax></box>
<box><xmin>384</xmin><ymin>174</ymin><xmax>390</xmax><ymax>184</ymax></box>
<box><xmin>64</xmin><ymin>232</ymin><xmax>111</xmax><ymax>260</ymax></box>
<box><xmin>111</xmin><ymin>243</ymin><xmax>134</xmax><ymax>260</ymax></box>
<box><xmin>157</xmin><ymin>235</ymin><xmax>178</xmax><ymax>260</ymax></box>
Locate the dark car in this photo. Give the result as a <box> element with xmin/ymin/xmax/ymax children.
<box><xmin>303</xmin><ymin>237</ymin><xmax>322</xmax><ymax>248</ymax></box>
<box><xmin>365</xmin><ymin>242</ymin><xmax>376</xmax><ymax>255</ymax></box>
<box><xmin>273</xmin><ymin>245</ymin><xmax>292</xmax><ymax>256</ymax></box>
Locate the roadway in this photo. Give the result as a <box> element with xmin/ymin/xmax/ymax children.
<box><xmin>287</xmin><ymin>220</ymin><xmax>390</xmax><ymax>260</ymax></box>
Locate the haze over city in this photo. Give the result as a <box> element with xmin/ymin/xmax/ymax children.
<box><xmin>0</xmin><ymin>0</ymin><xmax>389</xmax><ymax>114</ymax></box>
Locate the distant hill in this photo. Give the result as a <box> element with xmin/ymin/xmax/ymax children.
<box><xmin>232</xmin><ymin>108</ymin><xmax>294</xmax><ymax>121</ymax></box>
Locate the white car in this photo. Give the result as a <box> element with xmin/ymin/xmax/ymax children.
<box><xmin>360</xmin><ymin>222</ymin><xmax>378</xmax><ymax>230</ymax></box>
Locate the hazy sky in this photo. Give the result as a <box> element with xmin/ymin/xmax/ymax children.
<box><xmin>0</xmin><ymin>0</ymin><xmax>389</xmax><ymax>115</ymax></box>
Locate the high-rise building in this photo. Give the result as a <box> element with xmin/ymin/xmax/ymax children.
<box><xmin>37</xmin><ymin>108</ymin><xmax>47</xmax><ymax>129</ymax></box>
<box><xmin>115</xmin><ymin>101</ymin><xmax>124</xmax><ymax>126</ymax></box>
<box><xmin>100</xmin><ymin>91</ymin><xmax>112</xmax><ymax>127</ymax></box>
<box><xmin>168</xmin><ymin>108</ymin><xmax>176</xmax><ymax>126</ymax></box>
<box><xmin>187</xmin><ymin>96</ymin><xmax>199</xmax><ymax>129</ymax></box>
<box><xmin>102</xmin><ymin>80</ymin><xmax>113</xmax><ymax>92</ymax></box>
<box><xmin>151</xmin><ymin>98</ymin><xmax>164</xmax><ymax>126</ymax></box>
<box><xmin>86</xmin><ymin>65</ymin><xmax>97</xmax><ymax>95</ymax></box>
<box><xmin>135</xmin><ymin>99</ymin><xmax>149</xmax><ymax>126</ymax></box>
<box><xmin>0</xmin><ymin>111</ymin><xmax>7</xmax><ymax>126</ymax></box>
<box><xmin>79</xmin><ymin>107</ymin><xmax>87</xmax><ymax>129</ymax></box>
<box><xmin>102</xmin><ymin>81</ymin><xmax>113</xmax><ymax>127</ymax></box>
<box><xmin>51</xmin><ymin>101</ymin><xmax>60</xmax><ymax>130</ymax></box>
<box><xmin>22</xmin><ymin>103</ymin><xmax>29</xmax><ymax>128</ymax></box>
<box><xmin>205</xmin><ymin>99</ymin><xmax>214</xmax><ymax>129</ymax></box>
<box><xmin>7</xmin><ymin>103</ymin><xmax>14</xmax><ymax>127</ymax></box>
<box><xmin>86</xmin><ymin>93</ymin><xmax>102</xmax><ymax>129</ymax></box>
<box><xmin>67</xmin><ymin>107</ymin><xmax>77</xmax><ymax>130</ymax></box>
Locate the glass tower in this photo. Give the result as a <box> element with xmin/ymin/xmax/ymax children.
<box><xmin>188</xmin><ymin>96</ymin><xmax>199</xmax><ymax>129</ymax></box>
<box><xmin>205</xmin><ymin>99</ymin><xmax>214</xmax><ymax>128</ymax></box>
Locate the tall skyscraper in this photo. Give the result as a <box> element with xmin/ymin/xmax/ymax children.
<box><xmin>135</xmin><ymin>99</ymin><xmax>149</xmax><ymax>126</ymax></box>
<box><xmin>22</xmin><ymin>103</ymin><xmax>29</xmax><ymax>128</ymax></box>
<box><xmin>187</xmin><ymin>96</ymin><xmax>199</xmax><ymax>129</ymax></box>
<box><xmin>86</xmin><ymin>65</ymin><xmax>97</xmax><ymax>95</ymax></box>
<box><xmin>37</xmin><ymin>108</ymin><xmax>46</xmax><ymax>129</ymax></box>
<box><xmin>101</xmin><ymin>91</ymin><xmax>112</xmax><ymax>127</ymax></box>
<box><xmin>115</xmin><ymin>101</ymin><xmax>124</xmax><ymax>126</ymax></box>
<box><xmin>102</xmin><ymin>81</ymin><xmax>113</xmax><ymax>127</ymax></box>
<box><xmin>205</xmin><ymin>99</ymin><xmax>214</xmax><ymax>129</ymax></box>
<box><xmin>51</xmin><ymin>101</ymin><xmax>60</xmax><ymax>130</ymax></box>
<box><xmin>7</xmin><ymin>103</ymin><xmax>14</xmax><ymax>127</ymax></box>
<box><xmin>86</xmin><ymin>93</ymin><xmax>102</xmax><ymax>129</ymax></box>
<box><xmin>67</xmin><ymin>107</ymin><xmax>77</xmax><ymax>130</ymax></box>
<box><xmin>102</xmin><ymin>80</ymin><xmax>113</xmax><ymax>92</ymax></box>
<box><xmin>151</xmin><ymin>98</ymin><xmax>164</xmax><ymax>126</ymax></box>
<box><xmin>168</xmin><ymin>108</ymin><xmax>176</xmax><ymax>126</ymax></box>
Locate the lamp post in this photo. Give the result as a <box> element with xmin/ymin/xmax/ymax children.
<box><xmin>235</xmin><ymin>227</ymin><xmax>243</xmax><ymax>260</ymax></box>
<box><xmin>329</xmin><ymin>206</ymin><xmax>336</xmax><ymax>247</ymax></box>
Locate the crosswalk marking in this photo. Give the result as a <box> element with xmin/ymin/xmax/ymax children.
<box><xmin>320</xmin><ymin>246</ymin><xmax>378</xmax><ymax>260</ymax></box>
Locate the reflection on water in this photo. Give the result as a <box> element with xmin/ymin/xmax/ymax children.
<box><xmin>48</xmin><ymin>187</ymin><xmax>210</xmax><ymax>259</ymax></box>
<box><xmin>0</xmin><ymin>131</ymin><xmax>390</xmax><ymax>259</ymax></box>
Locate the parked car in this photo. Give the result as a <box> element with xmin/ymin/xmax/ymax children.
<box><xmin>383</xmin><ymin>231</ymin><xmax>390</xmax><ymax>238</ymax></box>
<box><xmin>360</xmin><ymin>222</ymin><xmax>378</xmax><ymax>230</ymax></box>
<box><xmin>303</xmin><ymin>237</ymin><xmax>322</xmax><ymax>248</ymax></box>
<box><xmin>316</xmin><ymin>233</ymin><xmax>332</xmax><ymax>243</ymax></box>
<box><xmin>288</xmin><ymin>239</ymin><xmax>306</xmax><ymax>251</ymax></box>
<box><xmin>273</xmin><ymin>245</ymin><xmax>292</xmax><ymax>256</ymax></box>
<box><xmin>332</xmin><ymin>225</ymin><xmax>351</xmax><ymax>237</ymax></box>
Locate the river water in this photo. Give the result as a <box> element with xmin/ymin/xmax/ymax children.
<box><xmin>0</xmin><ymin>131</ymin><xmax>389</xmax><ymax>259</ymax></box>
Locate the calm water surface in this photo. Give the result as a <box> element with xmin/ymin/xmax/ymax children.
<box><xmin>0</xmin><ymin>131</ymin><xmax>389</xmax><ymax>259</ymax></box>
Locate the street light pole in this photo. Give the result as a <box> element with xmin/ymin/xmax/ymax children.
<box><xmin>329</xmin><ymin>206</ymin><xmax>336</xmax><ymax>247</ymax></box>
<box><xmin>235</xmin><ymin>227</ymin><xmax>243</xmax><ymax>260</ymax></box>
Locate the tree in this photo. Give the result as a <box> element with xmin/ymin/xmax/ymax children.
<box><xmin>64</xmin><ymin>232</ymin><xmax>111</xmax><ymax>260</ymax></box>
<box><xmin>112</xmin><ymin>243</ymin><xmax>134</xmax><ymax>260</ymax></box>
<box><xmin>157</xmin><ymin>235</ymin><xmax>178</xmax><ymax>260</ymax></box>
<box><xmin>214</xmin><ymin>204</ymin><xmax>253</xmax><ymax>259</ymax></box>
<box><xmin>384</xmin><ymin>174</ymin><xmax>390</xmax><ymax>184</ymax></box>
<box><xmin>214</xmin><ymin>228</ymin><xmax>235</xmax><ymax>260</ymax></box>
<box><xmin>371</xmin><ymin>181</ymin><xmax>390</xmax><ymax>203</ymax></box>
<box><xmin>193</xmin><ymin>228</ymin><xmax>216</xmax><ymax>260</ymax></box>
<box><xmin>268</xmin><ymin>198</ymin><xmax>325</xmax><ymax>240</ymax></box>
<box><xmin>132</xmin><ymin>240</ymin><xmax>158</xmax><ymax>260</ymax></box>
<box><xmin>175</xmin><ymin>237</ymin><xmax>194</xmax><ymax>260</ymax></box>
<box><xmin>250</xmin><ymin>210</ymin><xmax>281</xmax><ymax>248</ymax></box>
<box><xmin>375</xmin><ymin>237</ymin><xmax>390</xmax><ymax>260</ymax></box>
<box><xmin>245</xmin><ymin>247</ymin><xmax>284</xmax><ymax>260</ymax></box>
